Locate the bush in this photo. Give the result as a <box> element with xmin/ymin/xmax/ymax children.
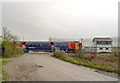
<box><xmin>2</xmin><ymin>41</ymin><xmax>23</xmax><ymax>58</ymax></box>
<box><xmin>112</xmin><ymin>47</ymin><xmax>120</xmax><ymax>57</ymax></box>
<box><xmin>75</xmin><ymin>49</ymin><xmax>84</xmax><ymax>59</ymax></box>
<box><xmin>53</xmin><ymin>50</ymin><xmax>67</xmax><ymax>57</ymax></box>
<box><xmin>83</xmin><ymin>55</ymin><xmax>96</xmax><ymax>61</ymax></box>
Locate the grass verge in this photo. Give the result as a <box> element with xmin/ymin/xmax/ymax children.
<box><xmin>2</xmin><ymin>53</ymin><xmax>24</xmax><ymax>58</ymax></box>
<box><xmin>52</xmin><ymin>55</ymin><xmax>120</xmax><ymax>74</ymax></box>
<box><xmin>2</xmin><ymin>70</ymin><xmax>9</xmax><ymax>80</ymax></box>
<box><xmin>0</xmin><ymin>59</ymin><xmax>9</xmax><ymax>81</ymax></box>
<box><xmin>0</xmin><ymin>53</ymin><xmax>24</xmax><ymax>81</ymax></box>
<box><xmin>0</xmin><ymin>59</ymin><xmax>9</xmax><ymax>64</ymax></box>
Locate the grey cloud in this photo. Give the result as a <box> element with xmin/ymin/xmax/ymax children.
<box><xmin>2</xmin><ymin>0</ymin><xmax>118</xmax><ymax>40</ymax></box>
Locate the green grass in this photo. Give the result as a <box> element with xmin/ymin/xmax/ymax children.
<box><xmin>0</xmin><ymin>59</ymin><xmax>9</xmax><ymax>63</ymax></box>
<box><xmin>0</xmin><ymin>59</ymin><xmax>9</xmax><ymax>64</ymax></box>
<box><xmin>2</xmin><ymin>53</ymin><xmax>24</xmax><ymax>58</ymax></box>
<box><xmin>84</xmin><ymin>54</ymin><xmax>114</xmax><ymax>57</ymax></box>
<box><xmin>2</xmin><ymin>70</ymin><xmax>9</xmax><ymax>80</ymax></box>
<box><xmin>0</xmin><ymin>53</ymin><xmax>24</xmax><ymax>81</ymax></box>
<box><xmin>0</xmin><ymin>59</ymin><xmax>9</xmax><ymax>81</ymax></box>
<box><xmin>52</xmin><ymin>55</ymin><xmax>120</xmax><ymax>74</ymax></box>
<box><xmin>97</xmin><ymin>54</ymin><xmax>114</xmax><ymax>57</ymax></box>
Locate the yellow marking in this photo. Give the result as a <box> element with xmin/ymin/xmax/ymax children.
<box><xmin>75</xmin><ymin>43</ymin><xmax>79</xmax><ymax>50</ymax></box>
<box><xmin>16</xmin><ymin>43</ymin><xmax>20</xmax><ymax>48</ymax></box>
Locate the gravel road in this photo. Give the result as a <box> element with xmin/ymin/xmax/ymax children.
<box><xmin>3</xmin><ymin>53</ymin><xmax>118</xmax><ymax>81</ymax></box>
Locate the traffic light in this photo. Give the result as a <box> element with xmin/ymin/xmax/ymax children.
<box><xmin>50</xmin><ymin>42</ymin><xmax>55</xmax><ymax>45</ymax></box>
<box><xmin>79</xmin><ymin>43</ymin><xmax>82</xmax><ymax>49</ymax></box>
<box><xmin>21</xmin><ymin>42</ymin><xmax>27</xmax><ymax>45</ymax></box>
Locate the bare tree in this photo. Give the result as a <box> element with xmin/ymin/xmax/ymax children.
<box><xmin>2</xmin><ymin>27</ymin><xmax>18</xmax><ymax>42</ymax></box>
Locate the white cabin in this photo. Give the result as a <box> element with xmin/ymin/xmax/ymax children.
<box><xmin>92</xmin><ymin>37</ymin><xmax>112</xmax><ymax>53</ymax></box>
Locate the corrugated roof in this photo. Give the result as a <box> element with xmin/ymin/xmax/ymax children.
<box><xmin>92</xmin><ymin>37</ymin><xmax>112</xmax><ymax>42</ymax></box>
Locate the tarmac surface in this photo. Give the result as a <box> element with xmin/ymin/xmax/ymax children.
<box><xmin>3</xmin><ymin>52</ymin><xmax>118</xmax><ymax>81</ymax></box>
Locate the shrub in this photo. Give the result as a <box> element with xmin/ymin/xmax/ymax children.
<box><xmin>2</xmin><ymin>41</ymin><xmax>23</xmax><ymax>58</ymax></box>
<box><xmin>75</xmin><ymin>49</ymin><xmax>84</xmax><ymax>59</ymax></box>
<box><xmin>112</xmin><ymin>47</ymin><xmax>120</xmax><ymax>57</ymax></box>
<box><xmin>53</xmin><ymin>50</ymin><xmax>67</xmax><ymax>57</ymax></box>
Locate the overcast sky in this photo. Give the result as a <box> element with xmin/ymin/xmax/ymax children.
<box><xmin>1</xmin><ymin>0</ymin><xmax>119</xmax><ymax>40</ymax></box>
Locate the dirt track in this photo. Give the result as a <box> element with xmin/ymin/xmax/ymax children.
<box><xmin>3</xmin><ymin>53</ymin><xmax>118</xmax><ymax>81</ymax></box>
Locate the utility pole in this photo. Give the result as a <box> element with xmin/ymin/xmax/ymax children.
<box><xmin>81</xmin><ymin>38</ymin><xmax>83</xmax><ymax>47</ymax></box>
<box><xmin>23</xmin><ymin>36</ymin><xmax>24</xmax><ymax>42</ymax></box>
<box><xmin>49</xmin><ymin>36</ymin><xmax>51</xmax><ymax>42</ymax></box>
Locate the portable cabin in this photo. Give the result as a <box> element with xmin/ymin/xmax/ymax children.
<box><xmin>92</xmin><ymin>37</ymin><xmax>112</xmax><ymax>53</ymax></box>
